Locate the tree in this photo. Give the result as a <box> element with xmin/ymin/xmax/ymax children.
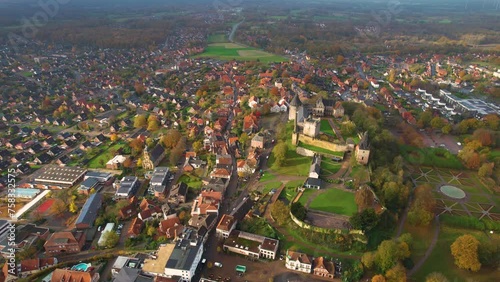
<box><xmin>441</xmin><ymin>124</ymin><xmax>452</xmax><ymax>134</ymax></box>
<box><xmin>341</xmin><ymin>121</ymin><xmax>357</xmax><ymax>136</ymax></box>
<box><xmin>147</xmin><ymin>116</ymin><xmax>160</xmax><ymax>131</ymax></box>
<box><xmin>355</xmin><ymin>187</ymin><xmax>374</xmax><ymax>211</ymax></box>
<box><xmin>161</xmin><ymin>129</ymin><xmax>182</xmax><ymax>148</ymax></box>
<box><xmin>272</xmin><ymin>141</ymin><xmax>287</xmax><ymax>167</ymax></box>
<box><xmin>361</xmin><ymin>251</ymin><xmax>376</xmax><ymax>269</ymax></box>
<box><xmin>102</xmin><ymin>231</ymin><xmax>119</xmax><ymax>249</ymax></box>
<box><xmin>192</xmin><ymin>140</ymin><xmax>203</xmax><ymax>153</ymax></box>
<box><xmin>336</xmin><ymin>55</ymin><xmax>345</xmax><ymax>65</ymax></box>
<box><xmin>240</xmin><ymin>132</ymin><xmax>249</xmax><ymax>148</ymax></box>
<box><xmin>408</xmin><ymin>184</ymin><xmax>436</xmax><ymax>226</ymax></box>
<box><xmin>374</xmin><ymin>239</ymin><xmax>410</xmax><ymax>273</ymax></box>
<box><xmin>372</xmin><ymin>275</ymin><xmax>386</xmax><ymax>282</ymax></box>
<box><xmin>350</xmin><ymin>208</ymin><xmax>380</xmax><ymax>232</ymax></box>
<box><xmin>270</xmin><ymin>87</ymin><xmax>279</xmax><ymax>96</ymax></box>
<box><xmin>290</xmin><ymin>202</ymin><xmax>307</xmax><ymax>221</ymax></box>
<box><xmin>384</xmin><ymin>263</ymin><xmax>406</xmax><ymax>282</ymax></box>
<box><xmin>129</xmin><ymin>139</ymin><xmax>144</xmax><ymax>154</ymax></box>
<box><xmin>450</xmin><ymin>234</ymin><xmax>481</xmax><ymax>272</ymax></box>
<box><xmin>425</xmin><ymin>272</ymin><xmax>449</xmax><ymax>282</ymax></box>
<box><xmin>134</xmin><ymin>114</ymin><xmax>147</xmax><ymax>128</ymax></box>
<box><xmin>271</xmin><ymin>200</ymin><xmax>290</xmax><ymax>225</ymax></box>
<box><xmin>51</xmin><ymin>199</ymin><xmax>66</xmax><ymax>216</ymax></box>
<box><xmin>69</xmin><ymin>201</ymin><xmax>78</xmax><ymax>213</ymax></box>
<box><xmin>146</xmin><ymin>225</ymin><xmax>156</xmax><ymax>237</ymax></box>
<box><xmin>430</xmin><ymin>117</ymin><xmax>446</xmax><ymax>129</ymax></box>
<box><xmin>110</xmin><ymin>133</ymin><xmax>119</xmax><ymax>142</ymax></box>
<box><xmin>123</xmin><ymin>158</ymin><xmax>133</xmax><ymax>168</ymax></box>
<box><xmin>418</xmin><ymin>110</ymin><xmax>433</xmax><ymax>128</ymax></box>
<box><xmin>478</xmin><ymin>162</ymin><xmax>494</xmax><ymax>178</ymax></box>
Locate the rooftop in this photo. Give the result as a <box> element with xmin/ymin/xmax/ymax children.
<box><xmin>34</xmin><ymin>165</ymin><xmax>87</xmax><ymax>186</ymax></box>
<box><xmin>165</xmin><ymin>228</ymin><xmax>203</xmax><ymax>271</ymax></box>
<box><xmin>142</xmin><ymin>244</ymin><xmax>175</xmax><ymax>275</ymax></box>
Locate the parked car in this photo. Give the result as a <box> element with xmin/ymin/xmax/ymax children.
<box><xmin>214</xmin><ymin>262</ymin><xmax>223</xmax><ymax>268</ymax></box>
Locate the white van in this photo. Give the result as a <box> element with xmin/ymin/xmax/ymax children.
<box><xmin>214</xmin><ymin>262</ymin><xmax>222</xmax><ymax>268</ymax></box>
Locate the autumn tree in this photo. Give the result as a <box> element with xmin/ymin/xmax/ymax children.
<box><xmin>240</xmin><ymin>132</ymin><xmax>249</xmax><ymax>148</ymax></box>
<box><xmin>270</xmin><ymin>87</ymin><xmax>279</xmax><ymax>96</ymax></box>
<box><xmin>161</xmin><ymin>129</ymin><xmax>182</xmax><ymax>148</ymax></box>
<box><xmin>425</xmin><ymin>272</ymin><xmax>449</xmax><ymax>282</ymax></box>
<box><xmin>473</xmin><ymin>128</ymin><xmax>494</xmax><ymax>147</ymax></box>
<box><xmin>361</xmin><ymin>251</ymin><xmax>376</xmax><ymax>269</ymax></box>
<box><xmin>271</xmin><ymin>200</ymin><xmax>290</xmax><ymax>225</ymax></box>
<box><xmin>372</xmin><ymin>275</ymin><xmax>386</xmax><ymax>282</ymax></box>
<box><xmin>110</xmin><ymin>133</ymin><xmax>119</xmax><ymax>142</ymax></box>
<box><xmin>374</xmin><ymin>239</ymin><xmax>411</xmax><ymax>273</ymax></box>
<box><xmin>129</xmin><ymin>139</ymin><xmax>144</xmax><ymax>155</ymax></box>
<box><xmin>478</xmin><ymin>162</ymin><xmax>494</xmax><ymax>178</ymax></box>
<box><xmin>51</xmin><ymin>199</ymin><xmax>66</xmax><ymax>216</ymax></box>
<box><xmin>430</xmin><ymin>117</ymin><xmax>446</xmax><ymax>130</ymax></box>
<box><xmin>450</xmin><ymin>234</ymin><xmax>481</xmax><ymax>272</ymax></box>
<box><xmin>408</xmin><ymin>184</ymin><xmax>436</xmax><ymax>226</ymax></box>
<box><xmin>336</xmin><ymin>55</ymin><xmax>345</xmax><ymax>65</ymax></box>
<box><xmin>341</xmin><ymin>120</ymin><xmax>357</xmax><ymax>136</ymax></box>
<box><xmin>134</xmin><ymin>114</ymin><xmax>147</xmax><ymax>128</ymax></box>
<box><xmin>147</xmin><ymin>115</ymin><xmax>160</xmax><ymax>131</ymax></box>
<box><xmin>355</xmin><ymin>186</ymin><xmax>374</xmax><ymax>211</ymax></box>
<box><xmin>192</xmin><ymin>140</ymin><xmax>203</xmax><ymax>154</ymax></box>
<box><xmin>122</xmin><ymin>158</ymin><xmax>133</xmax><ymax>168</ymax></box>
<box><xmin>134</xmin><ymin>81</ymin><xmax>145</xmax><ymax>95</ymax></box>
<box><xmin>384</xmin><ymin>263</ymin><xmax>406</xmax><ymax>282</ymax></box>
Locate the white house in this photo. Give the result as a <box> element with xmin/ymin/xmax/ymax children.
<box><xmin>285</xmin><ymin>250</ymin><xmax>313</xmax><ymax>273</ymax></box>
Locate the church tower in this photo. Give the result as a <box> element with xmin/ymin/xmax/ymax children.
<box><xmin>142</xmin><ymin>145</ymin><xmax>154</xmax><ymax>170</ymax></box>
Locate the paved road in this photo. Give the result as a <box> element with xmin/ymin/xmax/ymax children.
<box><xmin>228</xmin><ymin>19</ymin><xmax>244</xmax><ymax>42</ymax></box>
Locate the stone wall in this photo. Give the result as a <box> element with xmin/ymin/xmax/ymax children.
<box><xmin>296</xmin><ymin>147</ymin><xmax>316</xmax><ymax>157</ymax></box>
<box><xmin>298</xmin><ymin>134</ymin><xmax>347</xmax><ymax>152</ymax></box>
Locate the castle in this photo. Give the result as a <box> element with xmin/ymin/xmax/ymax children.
<box><xmin>289</xmin><ymin>93</ymin><xmax>321</xmax><ymax>141</ymax></box>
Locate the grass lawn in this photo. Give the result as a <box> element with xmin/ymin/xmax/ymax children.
<box><xmin>320</xmin><ymin>119</ymin><xmax>335</xmax><ymax>136</ymax></box>
<box><xmin>349</xmin><ymin>165</ymin><xmax>370</xmax><ymax>182</ymax></box>
<box><xmin>298</xmin><ymin>142</ymin><xmax>344</xmax><ymax>157</ymax></box>
<box><xmin>259</xmin><ymin>173</ymin><xmax>276</xmax><ymax>182</ymax></box>
<box><xmin>320</xmin><ymin>160</ymin><xmax>342</xmax><ymax>175</ymax></box>
<box><xmin>262</xmin><ymin>181</ymin><xmax>282</xmax><ymax>195</ymax></box>
<box><xmin>413</xmin><ymin>226</ymin><xmax>500</xmax><ymax>282</ymax></box>
<box><xmin>285</xmin><ymin>180</ymin><xmax>305</xmax><ymax>189</ymax></box>
<box><xmin>194</xmin><ymin>43</ymin><xmax>287</xmax><ymax>63</ymax></box>
<box><xmin>488</xmin><ymin>150</ymin><xmax>500</xmax><ymax>160</ymax></box>
<box><xmin>178</xmin><ymin>173</ymin><xmax>202</xmax><ymax>189</ymax></box>
<box><xmin>308</xmin><ymin>188</ymin><xmax>357</xmax><ymax>216</ymax></box>
<box><xmin>402</xmin><ymin>223</ymin><xmax>434</xmax><ymax>264</ymax></box>
<box><xmin>87</xmin><ymin>142</ymin><xmax>125</xmax><ymax>168</ymax></box>
<box><xmin>298</xmin><ymin>189</ymin><xmax>315</xmax><ymax>206</ymax></box>
<box><xmin>400</xmin><ymin>145</ymin><xmax>464</xmax><ymax>169</ymax></box>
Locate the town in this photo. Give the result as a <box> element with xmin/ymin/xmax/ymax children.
<box><xmin>0</xmin><ymin>1</ymin><xmax>499</xmax><ymax>282</ymax></box>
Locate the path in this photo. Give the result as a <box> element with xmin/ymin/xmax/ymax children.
<box><xmin>228</xmin><ymin>19</ymin><xmax>244</xmax><ymax>42</ymax></box>
<box><xmin>303</xmin><ymin>189</ymin><xmax>323</xmax><ymax>209</ymax></box>
<box><xmin>327</xmin><ymin>154</ymin><xmax>351</xmax><ymax>180</ymax></box>
<box><xmin>327</xmin><ymin>118</ymin><xmax>344</xmax><ymax>143</ymax></box>
<box><xmin>408</xmin><ymin>216</ymin><xmax>441</xmax><ymax>276</ymax></box>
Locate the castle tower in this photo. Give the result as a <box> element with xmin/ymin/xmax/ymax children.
<box><xmin>289</xmin><ymin>93</ymin><xmax>303</xmax><ymax>121</ymax></box>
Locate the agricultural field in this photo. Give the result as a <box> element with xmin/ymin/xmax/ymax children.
<box><xmin>195</xmin><ymin>43</ymin><xmax>287</xmax><ymax>63</ymax></box>
<box><xmin>207</xmin><ymin>33</ymin><xmax>228</xmax><ymax>43</ymax></box>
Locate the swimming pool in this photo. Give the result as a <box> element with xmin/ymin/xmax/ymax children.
<box><xmin>71</xmin><ymin>263</ymin><xmax>91</xmax><ymax>272</ymax></box>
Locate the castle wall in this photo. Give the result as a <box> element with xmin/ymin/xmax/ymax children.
<box><xmin>298</xmin><ymin>135</ymin><xmax>348</xmax><ymax>152</ymax></box>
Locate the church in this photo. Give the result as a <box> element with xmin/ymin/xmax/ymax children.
<box><xmin>142</xmin><ymin>144</ymin><xmax>166</xmax><ymax>170</ymax></box>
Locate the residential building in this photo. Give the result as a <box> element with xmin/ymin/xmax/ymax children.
<box><xmin>164</xmin><ymin>228</ymin><xmax>204</xmax><ymax>281</ymax></box>
<box><xmin>216</xmin><ymin>214</ymin><xmax>236</xmax><ymax>239</ymax></box>
<box><xmin>251</xmin><ymin>134</ymin><xmax>264</xmax><ymax>149</ymax></box>
<box><xmin>44</xmin><ymin>231</ymin><xmax>85</xmax><ymax>254</ymax></box>
<box><xmin>309</xmin><ymin>155</ymin><xmax>321</xmax><ymax>179</ymax></box>
<box><xmin>285</xmin><ymin>250</ymin><xmax>312</xmax><ymax>273</ymax></box>
<box><xmin>304</xmin><ymin>178</ymin><xmax>322</xmax><ymax>189</ymax></box>
<box><xmin>191</xmin><ymin>191</ymin><xmax>222</xmax><ymax>216</ymax></box>
<box><xmin>313</xmin><ymin>257</ymin><xmax>336</xmax><ymax>279</ymax></box>
<box><xmin>223</xmin><ymin>230</ymin><xmax>279</xmax><ymax>260</ymax></box>
<box><xmin>111</xmin><ymin>256</ymin><xmax>143</xmax><ymax>277</ymax></box>
<box><xmin>75</xmin><ymin>193</ymin><xmax>102</xmax><ymax>229</ymax></box>
<box><xmin>0</xmin><ymin>224</ymin><xmax>49</xmax><ymax>257</ymax></box>
<box><xmin>106</xmin><ymin>155</ymin><xmax>128</xmax><ymax>170</ymax></box>
<box><xmin>149</xmin><ymin>167</ymin><xmax>170</xmax><ymax>198</ymax></box>
<box><xmin>115</xmin><ymin>176</ymin><xmax>140</xmax><ymax>199</ymax></box>
<box><xmin>168</xmin><ymin>183</ymin><xmax>188</xmax><ymax>206</ymax></box>
<box><xmin>127</xmin><ymin>218</ymin><xmax>144</xmax><ymax>238</ymax></box>
<box><xmin>158</xmin><ymin>215</ymin><xmax>184</xmax><ymax>239</ymax></box>
<box><xmin>2</xmin><ymin>257</ymin><xmax>57</xmax><ymax>281</ymax></box>
<box><xmin>50</xmin><ymin>268</ymin><xmax>100</xmax><ymax>282</ymax></box>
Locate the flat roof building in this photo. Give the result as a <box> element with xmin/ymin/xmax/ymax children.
<box><xmin>164</xmin><ymin>228</ymin><xmax>204</xmax><ymax>282</ymax></box>
<box><xmin>34</xmin><ymin>166</ymin><xmax>87</xmax><ymax>187</ymax></box>
<box><xmin>14</xmin><ymin>188</ymin><xmax>41</xmax><ymax>199</ymax></box>
<box><xmin>84</xmin><ymin>171</ymin><xmax>113</xmax><ymax>183</ymax></box>
<box><xmin>142</xmin><ymin>244</ymin><xmax>175</xmax><ymax>277</ymax></box>
<box><xmin>149</xmin><ymin>167</ymin><xmax>170</xmax><ymax>197</ymax></box>
<box><xmin>223</xmin><ymin>230</ymin><xmax>279</xmax><ymax>260</ymax></box>
<box><xmin>115</xmin><ymin>176</ymin><xmax>140</xmax><ymax>199</ymax></box>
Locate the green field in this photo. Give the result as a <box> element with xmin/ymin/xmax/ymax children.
<box><xmin>263</xmin><ymin>181</ymin><xmax>282</xmax><ymax>195</ymax></box>
<box><xmin>308</xmin><ymin>188</ymin><xmax>357</xmax><ymax>216</ymax></box>
<box><xmin>195</xmin><ymin>43</ymin><xmax>287</xmax><ymax>63</ymax></box>
<box><xmin>298</xmin><ymin>189</ymin><xmax>315</xmax><ymax>206</ymax></box>
<box><xmin>298</xmin><ymin>141</ymin><xmax>345</xmax><ymax>157</ymax></box>
<box><xmin>320</xmin><ymin>119</ymin><xmax>335</xmax><ymax>136</ymax></box>
<box><xmin>259</xmin><ymin>172</ymin><xmax>276</xmax><ymax>182</ymax></box>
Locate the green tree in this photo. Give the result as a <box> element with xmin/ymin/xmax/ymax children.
<box><xmin>147</xmin><ymin>116</ymin><xmax>160</xmax><ymax>131</ymax></box>
<box><xmin>161</xmin><ymin>129</ymin><xmax>182</xmax><ymax>148</ymax></box>
<box><xmin>290</xmin><ymin>202</ymin><xmax>307</xmax><ymax>221</ymax></box>
<box><xmin>134</xmin><ymin>114</ymin><xmax>147</xmax><ymax>128</ymax></box>
<box><xmin>450</xmin><ymin>234</ymin><xmax>481</xmax><ymax>272</ymax></box>
<box><xmin>146</xmin><ymin>225</ymin><xmax>156</xmax><ymax>237</ymax></box>
<box><xmin>350</xmin><ymin>208</ymin><xmax>380</xmax><ymax>232</ymax></box>
<box><xmin>361</xmin><ymin>251</ymin><xmax>376</xmax><ymax>269</ymax></box>
<box><xmin>272</xmin><ymin>141</ymin><xmax>287</xmax><ymax>167</ymax></box>
<box><xmin>240</xmin><ymin>132</ymin><xmax>249</xmax><ymax>148</ymax></box>
<box><xmin>192</xmin><ymin>140</ymin><xmax>203</xmax><ymax>154</ymax></box>
<box><xmin>430</xmin><ymin>117</ymin><xmax>445</xmax><ymax>129</ymax></box>
<box><xmin>102</xmin><ymin>231</ymin><xmax>119</xmax><ymax>249</ymax></box>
